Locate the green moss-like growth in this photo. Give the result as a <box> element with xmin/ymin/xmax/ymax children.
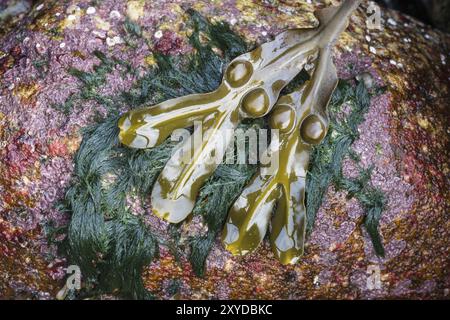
<box><xmin>56</xmin><ymin>50</ymin><xmax>134</xmax><ymax>115</ymax></box>
<box><xmin>59</xmin><ymin>10</ymin><xmax>253</xmax><ymax>298</ymax></box>
<box><xmin>58</xmin><ymin>11</ymin><xmax>385</xmax><ymax>299</ymax></box>
<box><xmin>306</xmin><ymin>81</ymin><xmax>386</xmax><ymax>256</ymax></box>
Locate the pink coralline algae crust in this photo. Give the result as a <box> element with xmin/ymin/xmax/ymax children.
<box><xmin>0</xmin><ymin>0</ymin><xmax>449</xmax><ymax>299</ymax></box>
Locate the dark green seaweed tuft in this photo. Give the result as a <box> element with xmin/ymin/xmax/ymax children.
<box><xmin>306</xmin><ymin>80</ymin><xmax>386</xmax><ymax>257</ymax></box>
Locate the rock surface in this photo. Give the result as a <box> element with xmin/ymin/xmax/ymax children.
<box><xmin>0</xmin><ymin>0</ymin><xmax>449</xmax><ymax>299</ymax></box>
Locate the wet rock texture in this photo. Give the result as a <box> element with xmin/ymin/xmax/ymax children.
<box><xmin>0</xmin><ymin>0</ymin><xmax>449</xmax><ymax>299</ymax></box>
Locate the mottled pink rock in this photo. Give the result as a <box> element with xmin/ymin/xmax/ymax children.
<box><xmin>0</xmin><ymin>0</ymin><xmax>448</xmax><ymax>299</ymax></box>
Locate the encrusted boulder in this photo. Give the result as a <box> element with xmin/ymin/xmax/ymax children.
<box><xmin>0</xmin><ymin>0</ymin><xmax>448</xmax><ymax>299</ymax></box>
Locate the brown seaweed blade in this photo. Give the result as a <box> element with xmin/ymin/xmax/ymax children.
<box><xmin>118</xmin><ymin>0</ymin><xmax>361</xmax><ymax>224</ymax></box>
<box><xmin>120</xmin><ymin>30</ymin><xmax>314</xmax><ymax>223</ymax></box>
<box><xmin>222</xmin><ymin>46</ymin><xmax>338</xmax><ymax>264</ymax></box>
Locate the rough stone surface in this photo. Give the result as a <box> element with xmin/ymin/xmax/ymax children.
<box><xmin>0</xmin><ymin>0</ymin><xmax>449</xmax><ymax>299</ymax></box>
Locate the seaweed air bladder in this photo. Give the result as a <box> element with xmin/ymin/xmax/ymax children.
<box><xmin>118</xmin><ymin>0</ymin><xmax>362</xmax><ymax>264</ymax></box>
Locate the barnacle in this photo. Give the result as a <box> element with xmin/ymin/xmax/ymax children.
<box><xmin>118</xmin><ymin>0</ymin><xmax>361</xmax><ymax>262</ymax></box>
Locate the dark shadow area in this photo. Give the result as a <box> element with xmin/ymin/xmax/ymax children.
<box><xmin>0</xmin><ymin>0</ymin><xmax>35</xmax><ymax>38</ymax></box>
<box><xmin>375</xmin><ymin>0</ymin><xmax>450</xmax><ymax>32</ymax></box>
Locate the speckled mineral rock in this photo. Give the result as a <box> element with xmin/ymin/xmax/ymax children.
<box><xmin>0</xmin><ymin>0</ymin><xmax>449</xmax><ymax>299</ymax></box>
